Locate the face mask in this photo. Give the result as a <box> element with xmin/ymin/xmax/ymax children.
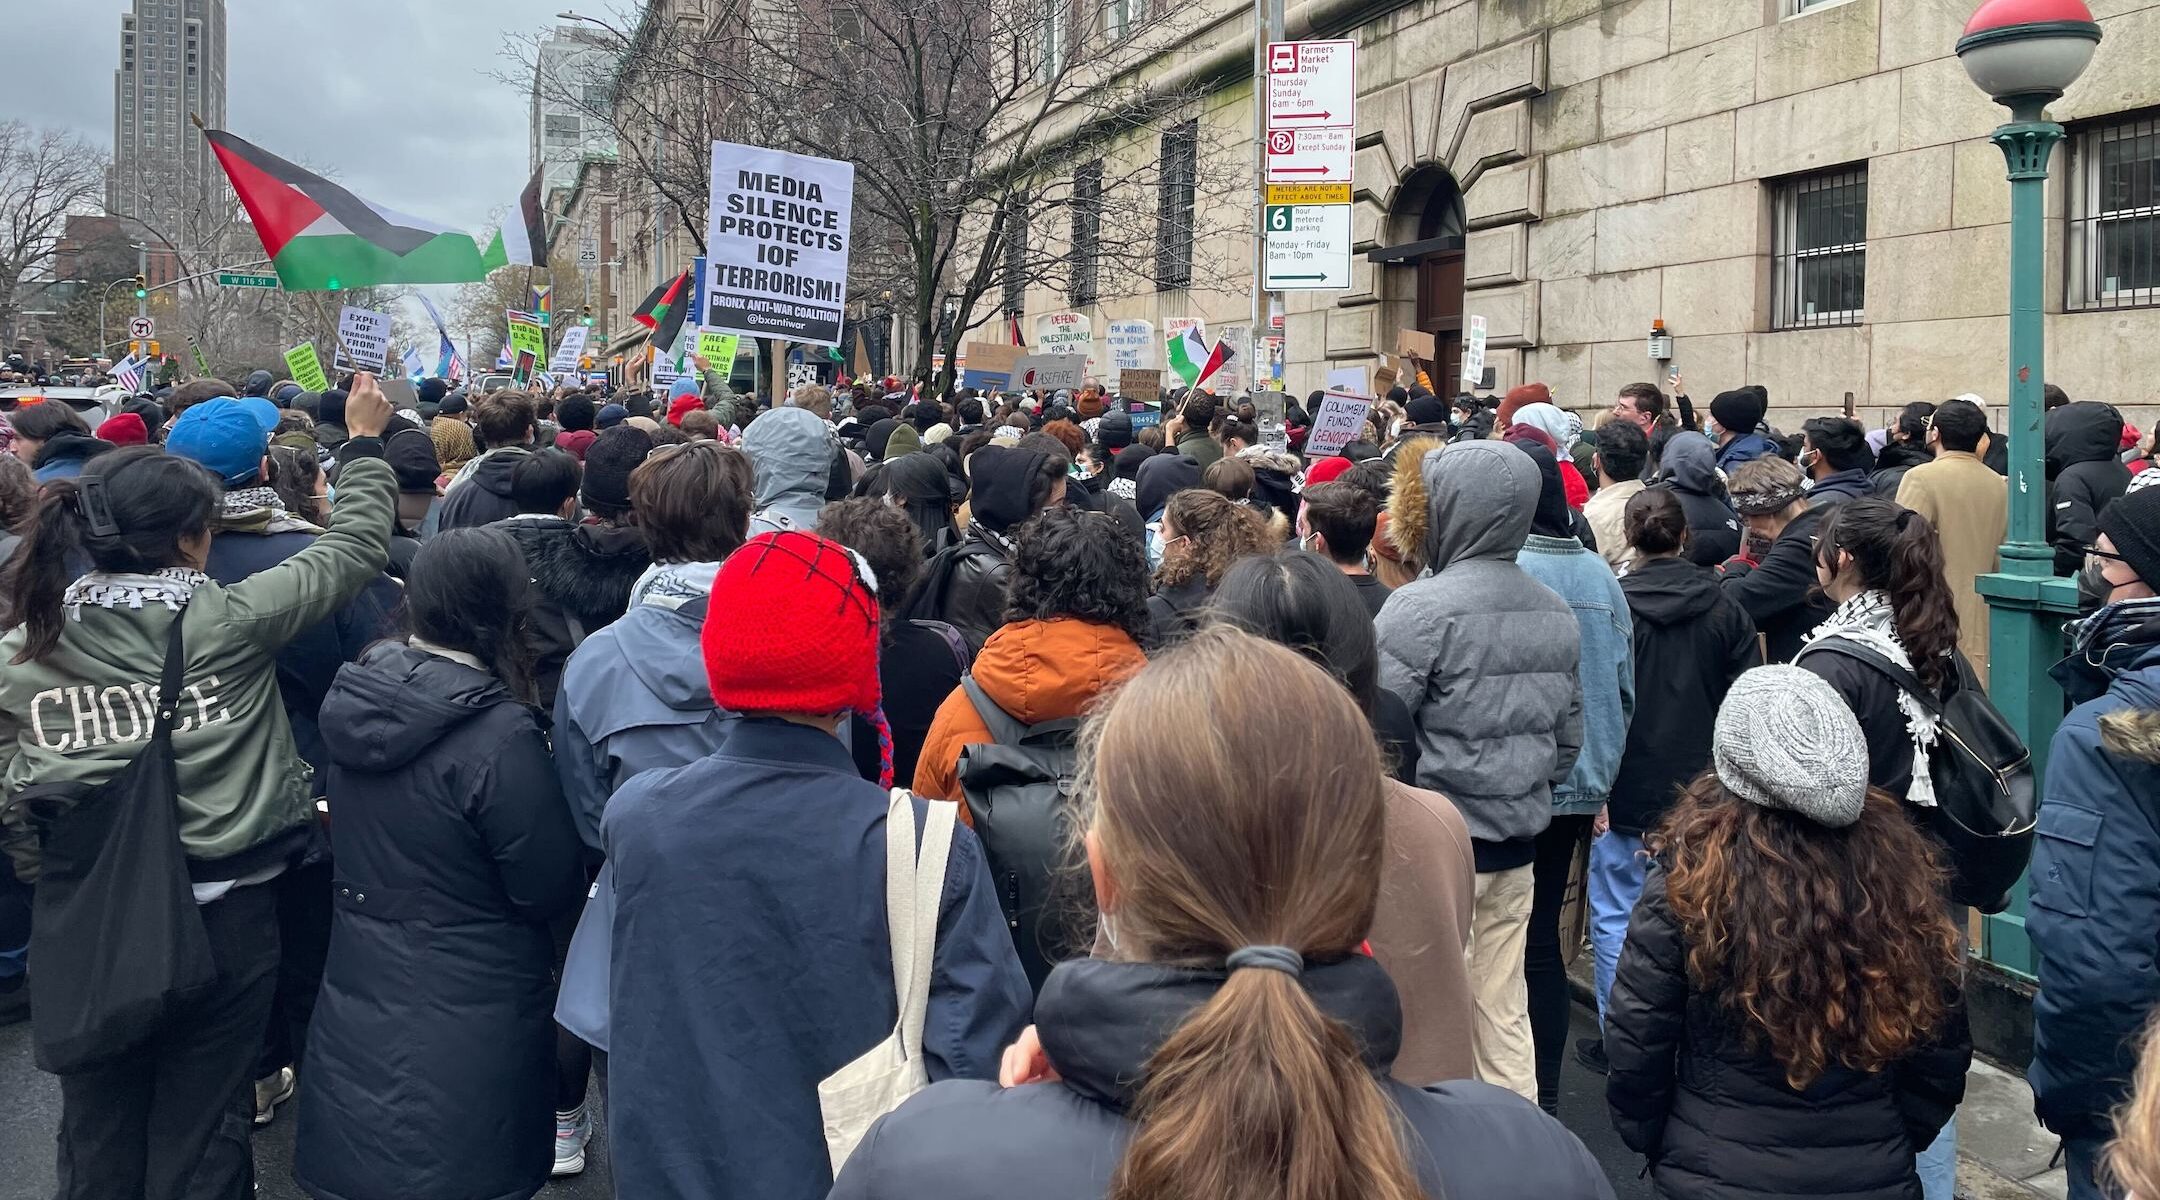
<box><xmin>1146</xmin><ymin>525</ymin><xmax>1165</xmax><ymax>570</ymax></box>
<box><xmin>324</xmin><ymin>484</ymin><xmax>336</xmax><ymax>505</ymax></box>
<box><xmin>1799</xmin><ymin>449</ymin><xmax>1820</xmax><ymax>473</ymax></box>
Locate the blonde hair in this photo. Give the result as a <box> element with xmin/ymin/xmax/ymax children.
<box><xmin>2109</xmin><ymin>1016</ymin><xmax>2160</xmax><ymax>1199</ymax></box>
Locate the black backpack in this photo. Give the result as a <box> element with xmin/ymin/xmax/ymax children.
<box><xmin>1799</xmin><ymin>638</ymin><xmax>2036</xmax><ymax>913</ymax></box>
<box><xmin>953</xmin><ymin>676</ymin><xmax>1084</xmax><ymax>994</ymax></box>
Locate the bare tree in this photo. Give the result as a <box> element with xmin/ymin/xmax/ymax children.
<box><xmin>0</xmin><ymin>122</ymin><xmax>108</xmax><ymax>344</ymax></box>
<box><xmin>509</xmin><ymin>0</ymin><xmax>1244</xmax><ymax>390</ymax></box>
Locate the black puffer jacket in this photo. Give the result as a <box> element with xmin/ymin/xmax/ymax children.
<box><xmin>1871</xmin><ymin>439</ymin><xmax>1934</xmax><ymax>498</ymax></box>
<box><xmin>1605</xmin><ymin>867</ymin><xmax>1970</xmax><ymax>1200</ymax></box>
<box><xmin>831</xmin><ymin>956</ymin><xmax>1615</xmax><ymax>1200</ymax></box>
<box><xmin>2046</xmin><ymin>402</ymin><xmax>2132</xmax><ymax>575</ymax></box>
<box><xmin>435</xmin><ymin>447</ymin><xmax>529</xmax><ymax>532</ymax></box>
<box><xmin>909</xmin><ymin>445</ymin><xmax>1048</xmax><ymax>654</ymax></box>
<box><xmin>295</xmin><ymin>643</ymin><xmax>585</xmax><ymax>1200</ymax></box>
<box><xmin>1718</xmin><ymin>505</ymin><xmax>1833</xmax><ymax>664</ymax></box>
<box><xmin>497</xmin><ymin>516</ymin><xmax>651</xmax><ymax>709</ymax></box>
<box><xmin>1609</xmin><ymin>558</ymin><xmax>1759</xmax><ymax>835</ymax></box>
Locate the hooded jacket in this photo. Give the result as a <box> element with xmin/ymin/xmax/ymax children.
<box><xmin>435</xmin><ymin>445</ymin><xmax>528</xmax><ymax>532</ymax></box>
<box><xmin>2046</xmin><ymin>402</ymin><xmax>2133</xmax><ymax>575</ymax></box>
<box><xmin>1237</xmin><ymin>446</ymin><xmax>1302</xmax><ymax>525</ymax></box>
<box><xmin>0</xmin><ymin>459</ymin><xmax>396</xmax><ymax>884</ymax></box>
<box><xmin>1656</xmin><ymin>433</ymin><xmax>1742</xmax><ymax>567</ymax></box>
<box><xmin>913</xmin><ymin>618</ymin><xmax>1147</xmax><ymax>802</ymax></box>
<box><xmin>605</xmin><ymin>718</ymin><xmax>1031</xmax><ymax>1200</ymax></box>
<box><xmin>743</xmin><ymin>406</ymin><xmax>835</xmax><ymax>536</ymax></box>
<box><xmin>1718</xmin><ymin>504</ymin><xmax>1833</xmax><ymax>664</ymax></box>
<box><xmin>1609</xmin><ymin>557</ymin><xmax>1759</xmax><ymax>834</ymax></box>
<box><xmin>827</xmin><ymin>956</ymin><xmax>1613</xmax><ymax>1200</ymax></box>
<box><xmin>1806</xmin><ymin>466</ymin><xmax>1874</xmax><ymax>506</ymax></box>
<box><xmin>499</xmin><ymin>517</ymin><xmax>652</xmax><ymax>710</ymax></box>
<box><xmin>295</xmin><ymin>642</ymin><xmax>584</xmax><ymax>1200</ymax></box>
<box><xmin>2029</xmin><ymin>601</ymin><xmax>2160</xmax><ymax>1141</ymax></box>
<box><xmin>1606</xmin><ymin>867</ymin><xmax>1969</xmax><ymax>1200</ymax></box>
<box><xmin>1133</xmin><ymin>452</ymin><xmax>1202</xmax><ymax>521</ymax></box>
<box><xmin>1375</xmin><ymin>441</ymin><xmax>1583</xmax><ymax>865</ymax></box>
<box><xmin>31</xmin><ymin>430</ymin><xmax>113</xmax><ymax>483</ymax></box>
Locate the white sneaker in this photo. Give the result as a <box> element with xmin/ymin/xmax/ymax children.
<box><xmin>552</xmin><ymin>1105</ymin><xmax>591</xmax><ymax>1177</ymax></box>
<box><xmin>252</xmin><ymin>1067</ymin><xmax>296</xmax><ymax>1127</ymax></box>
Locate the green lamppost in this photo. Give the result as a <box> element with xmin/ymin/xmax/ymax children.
<box><xmin>1957</xmin><ymin>0</ymin><xmax>2102</xmax><ymax>973</ymax></box>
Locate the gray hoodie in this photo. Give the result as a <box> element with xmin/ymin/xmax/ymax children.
<box><xmin>741</xmin><ymin>406</ymin><xmax>834</xmax><ymax>537</ymax></box>
<box><xmin>1375</xmin><ymin>441</ymin><xmax>1584</xmax><ymax>858</ymax></box>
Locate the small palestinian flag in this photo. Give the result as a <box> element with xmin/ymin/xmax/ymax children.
<box><xmin>633</xmin><ymin>270</ymin><xmax>693</xmax><ymax>353</ymax></box>
<box><xmin>1007</xmin><ymin>314</ymin><xmax>1026</xmax><ymax>347</ymax></box>
<box><xmin>1194</xmin><ymin>339</ymin><xmax>1234</xmax><ymax>391</ymax></box>
<box><xmin>206</xmin><ymin>129</ymin><xmax>494</xmax><ymax>291</ymax></box>
<box><xmin>1165</xmin><ymin>325</ymin><xmax>1210</xmax><ymax>387</ymax></box>
<box><xmin>482</xmin><ymin>167</ymin><xmax>552</xmax><ymax>270</ymax></box>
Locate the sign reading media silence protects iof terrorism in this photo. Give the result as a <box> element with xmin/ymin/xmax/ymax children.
<box><xmin>702</xmin><ymin>141</ymin><xmax>856</xmax><ymax>348</ymax></box>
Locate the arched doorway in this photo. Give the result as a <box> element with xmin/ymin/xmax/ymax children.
<box><xmin>1372</xmin><ymin>166</ymin><xmax>1468</xmax><ymax>387</ymax></box>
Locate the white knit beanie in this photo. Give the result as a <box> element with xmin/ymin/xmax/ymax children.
<box><xmin>1711</xmin><ymin>667</ymin><xmax>1870</xmax><ymax>828</ymax></box>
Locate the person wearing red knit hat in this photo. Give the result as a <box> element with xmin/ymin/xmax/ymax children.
<box><xmin>1302</xmin><ymin>454</ymin><xmax>1356</xmax><ymax>488</ymax></box>
<box><xmin>601</xmin><ymin>529</ymin><xmax>1031</xmax><ymax>1200</ymax></box>
<box><xmin>95</xmin><ymin>411</ymin><xmax>150</xmax><ymax>446</ymax></box>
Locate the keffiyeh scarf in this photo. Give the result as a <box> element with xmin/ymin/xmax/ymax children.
<box><xmin>1805</xmin><ymin>589</ymin><xmax>1944</xmax><ymax>806</ymax></box>
<box><xmin>223</xmin><ymin>486</ymin><xmax>322</xmax><ymax>535</ymax></box>
<box><xmin>63</xmin><ymin>567</ymin><xmax>209</xmax><ymax>620</ymax></box>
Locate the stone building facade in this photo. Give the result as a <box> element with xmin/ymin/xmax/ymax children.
<box><xmin>994</xmin><ymin>0</ymin><xmax>2160</xmax><ymax>430</ymax></box>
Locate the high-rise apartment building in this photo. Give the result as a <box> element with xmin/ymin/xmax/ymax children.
<box><xmin>531</xmin><ymin>25</ymin><xmax>619</xmax><ymax>200</ymax></box>
<box><xmin>109</xmin><ymin>0</ymin><xmax>228</xmax><ymax>225</ymax></box>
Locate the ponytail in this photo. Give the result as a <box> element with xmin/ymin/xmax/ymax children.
<box><xmin>5</xmin><ymin>482</ymin><xmax>92</xmax><ymax>663</ymax></box>
<box><xmin>1814</xmin><ymin>499</ymin><xmax>1960</xmax><ymax>691</ymax></box>
<box><xmin>1113</xmin><ymin>965</ymin><xmax>1426</xmax><ymax>1200</ymax></box>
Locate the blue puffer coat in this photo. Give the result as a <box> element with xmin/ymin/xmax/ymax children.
<box><xmin>2029</xmin><ymin>600</ymin><xmax>2160</xmax><ymax>1141</ymax></box>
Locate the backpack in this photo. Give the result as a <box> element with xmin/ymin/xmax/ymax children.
<box><xmin>1798</xmin><ymin>638</ymin><xmax>2036</xmax><ymax>912</ymax></box>
<box><xmin>953</xmin><ymin>676</ymin><xmax>1083</xmax><ymax>993</ymax></box>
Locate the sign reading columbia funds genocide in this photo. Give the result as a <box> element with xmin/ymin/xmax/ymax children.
<box><xmin>702</xmin><ymin>141</ymin><xmax>855</xmax><ymax>347</ymax></box>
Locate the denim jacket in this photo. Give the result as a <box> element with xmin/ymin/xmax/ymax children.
<box><xmin>1519</xmin><ymin>534</ymin><xmax>1635</xmax><ymax>814</ymax></box>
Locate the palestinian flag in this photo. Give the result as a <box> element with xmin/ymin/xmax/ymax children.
<box><xmin>1165</xmin><ymin>325</ymin><xmax>1210</xmax><ymax>387</ymax></box>
<box><xmin>1194</xmin><ymin>339</ymin><xmax>1234</xmax><ymax>391</ymax></box>
<box><xmin>206</xmin><ymin>129</ymin><xmax>494</xmax><ymax>291</ymax></box>
<box><xmin>1007</xmin><ymin>314</ymin><xmax>1026</xmax><ymax>347</ymax></box>
<box><xmin>632</xmin><ymin>270</ymin><xmax>692</xmax><ymax>353</ymax></box>
<box><xmin>483</xmin><ymin>167</ymin><xmax>551</xmax><ymax>269</ymax></box>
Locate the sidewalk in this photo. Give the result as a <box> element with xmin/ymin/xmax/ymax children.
<box><xmin>1564</xmin><ymin>954</ymin><xmax>2065</xmax><ymax>1200</ymax></box>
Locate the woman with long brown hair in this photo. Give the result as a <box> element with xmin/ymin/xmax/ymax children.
<box><xmin>1604</xmin><ymin>665</ymin><xmax>1971</xmax><ymax>1200</ymax></box>
<box><xmin>1145</xmin><ymin>488</ymin><xmax>1270</xmax><ymax>645</ymax></box>
<box><xmin>829</xmin><ymin>627</ymin><xmax>1611</xmax><ymax>1200</ymax></box>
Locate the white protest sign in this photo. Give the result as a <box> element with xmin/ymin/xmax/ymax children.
<box><xmin>1211</xmin><ymin>325</ymin><xmax>1252</xmax><ymax>396</ymax></box>
<box><xmin>1325</xmin><ymin>365</ymin><xmax>1370</xmax><ymax>396</ymax></box>
<box><xmin>1014</xmin><ymin>354</ymin><xmax>1087</xmax><ymax>391</ymax></box>
<box><xmin>333</xmin><ymin>305</ymin><xmax>392</xmax><ymax>372</ymax></box>
<box><xmin>1106</xmin><ymin>319</ymin><xmax>1155</xmax><ymax>371</ymax></box>
<box><xmin>548</xmin><ymin>324</ymin><xmax>589</xmax><ymax>375</ymax></box>
<box><xmin>1164</xmin><ymin>316</ymin><xmax>1206</xmax><ymax>345</ymax></box>
<box><xmin>651</xmin><ymin>353</ymin><xmax>684</xmax><ymax>387</ymax></box>
<box><xmin>787</xmin><ymin>361</ymin><xmax>818</xmax><ymax>389</ymax></box>
<box><xmin>1035</xmin><ymin>312</ymin><xmax>1092</xmax><ymax>358</ymax></box>
<box><xmin>1461</xmin><ymin>314</ymin><xmax>1489</xmax><ymax>387</ymax></box>
<box><xmin>1305</xmin><ymin>393</ymin><xmax>1375</xmax><ymax>458</ymax></box>
<box><xmin>703</xmin><ymin>141</ymin><xmax>855</xmax><ymax>347</ymax></box>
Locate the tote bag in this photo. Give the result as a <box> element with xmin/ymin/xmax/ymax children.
<box><xmin>818</xmin><ymin>789</ymin><xmax>956</xmax><ymax>1174</ymax></box>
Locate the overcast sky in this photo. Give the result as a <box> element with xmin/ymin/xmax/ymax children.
<box><xmin>16</xmin><ymin>0</ymin><xmax>586</xmax><ymax>234</ymax></box>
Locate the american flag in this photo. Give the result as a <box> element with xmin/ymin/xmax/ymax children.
<box><xmin>111</xmin><ymin>354</ymin><xmax>145</xmax><ymax>393</ymax></box>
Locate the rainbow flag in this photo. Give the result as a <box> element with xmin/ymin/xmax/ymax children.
<box><xmin>529</xmin><ymin>286</ymin><xmax>552</xmax><ymax>328</ymax></box>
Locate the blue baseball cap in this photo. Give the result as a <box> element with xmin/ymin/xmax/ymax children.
<box><xmin>166</xmin><ymin>397</ymin><xmax>273</xmax><ymax>486</ymax></box>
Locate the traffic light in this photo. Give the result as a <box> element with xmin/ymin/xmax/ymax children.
<box><xmin>325</xmin><ymin>277</ymin><xmax>341</xmax><ymax>292</ymax></box>
<box><xmin>580</xmin><ymin>356</ymin><xmax>594</xmax><ymax>370</ymax></box>
<box><xmin>580</xmin><ymin>306</ymin><xmax>594</xmax><ymax>327</ymax></box>
<box><xmin>148</xmin><ymin>341</ymin><xmax>161</xmax><ymax>358</ymax></box>
<box><xmin>128</xmin><ymin>340</ymin><xmax>141</xmax><ymax>356</ymax></box>
<box><xmin>132</xmin><ymin>274</ymin><xmax>147</xmax><ymax>299</ymax></box>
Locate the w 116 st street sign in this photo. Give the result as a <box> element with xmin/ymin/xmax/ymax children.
<box><xmin>216</xmin><ymin>272</ymin><xmax>279</xmax><ymax>289</ymax></box>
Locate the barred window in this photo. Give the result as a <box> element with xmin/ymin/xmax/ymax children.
<box><xmin>1156</xmin><ymin>121</ymin><xmax>1197</xmax><ymax>291</ymax></box>
<box><xmin>1002</xmin><ymin>205</ymin><xmax>1028</xmax><ymax>315</ymax></box>
<box><xmin>1070</xmin><ymin>161</ymin><xmax>1102</xmax><ymax>306</ymax></box>
<box><xmin>1771</xmin><ymin>165</ymin><xmax>1867</xmax><ymax>330</ymax></box>
<box><xmin>2069</xmin><ymin>112</ymin><xmax>2160</xmax><ymax>311</ymax></box>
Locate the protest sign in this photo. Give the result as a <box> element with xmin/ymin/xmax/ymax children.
<box><xmin>505</xmin><ymin>310</ymin><xmax>545</xmax><ymax>366</ymax></box>
<box><xmin>1014</xmin><ymin>354</ymin><xmax>1086</xmax><ymax>391</ymax></box>
<box><xmin>548</xmin><ymin>325</ymin><xmax>589</xmax><ymax>375</ymax></box>
<box><xmin>380</xmin><ymin>378</ymin><xmax>419</xmax><ymax>414</ymax></box>
<box><xmin>1395</xmin><ymin>328</ymin><xmax>1436</xmax><ymax>362</ymax></box>
<box><xmin>333</xmin><ymin>305</ymin><xmax>392</xmax><ymax>372</ymax></box>
<box><xmin>285</xmin><ymin>342</ymin><xmax>329</xmax><ymax>392</ymax></box>
<box><xmin>1211</xmin><ymin>326</ymin><xmax>1252</xmax><ymax>396</ymax></box>
<box><xmin>1325</xmin><ymin>365</ymin><xmax>1369</xmax><ymax>396</ymax></box>
<box><xmin>1035</xmin><ymin>312</ymin><xmax>1092</xmax><ymax>360</ymax></box>
<box><xmin>1164</xmin><ymin>316</ymin><xmax>1206</xmax><ymax>345</ymax></box>
<box><xmin>960</xmin><ymin>342</ymin><xmax>1020</xmax><ymax>392</ymax></box>
<box><xmin>1106</xmin><ymin>319</ymin><xmax>1155</xmax><ymax>371</ymax></box>
<box><xmin>694</xmin><ymin>328</ymin><xmax>741</xmax><ymax>376</ymax></box>
<box><xmin>1305</xmin><ymin>393</ymin><xmax>1375</xmax><ymax>457</ymax></box>
<box><xmin>1372</xmin><ymin>361</ymin><xmax>1400</xmax><ymax>393</ymax></box>
<box><xmin>702</xmin><ymin>141</ymin><xmax>855</xmax><ymax>346</ymax></box>
<box><xmin>651</xmin><ymin>351</ymin><xmax>684</xmax><ymax>388</ymax></box>
<box><xmin>1119</xmin><ymin>368</ymin><xmax>1162</xmax><ymax>403</ymax></box>
<box><xmin>512</xmin><ymin>348</ymin><xmax>537</xmax><ymax>386</ymax></box>
<box><xmin>1255</xmin><ymin>388</ymin><xmax>1287</xmax><ymax>453</ymax></box>
<box><xmin>1461</xmin><ymin>314</ymin><xmax>1488</xmax><ymax>388</ymax></box>
<box><xmin>786</xmin><ymin>360</ymin><xmax>818</xmax><ymax>390</ymax></box>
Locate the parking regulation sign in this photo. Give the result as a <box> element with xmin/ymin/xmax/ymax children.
<box><xmin>1262</xmin><ymin>205</ymin><xmax>1352</xmax><ymax>290</ymax></box>
<box><xmin>128</xmin><ymin>316</ymin><xmax>155</xmax><ymax>339</ymax></box>
<box><xmin>1265</xmin><ymin>39</ymin><xmax>1355</xmax><ymax>130</ymax></box>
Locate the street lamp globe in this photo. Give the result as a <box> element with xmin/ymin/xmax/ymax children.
<box><xmin>1956</xmin><ymin>0</ymin><xmax>2102</xmax><ymax>115</ymax></box>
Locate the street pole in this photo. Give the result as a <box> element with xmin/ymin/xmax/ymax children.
<box><xmin>1249</xmin><ymin>0</ymin><xmax>1285</xmax><ymax>400</ymax></box>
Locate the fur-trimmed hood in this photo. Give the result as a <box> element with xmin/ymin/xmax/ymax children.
<box><xmin>2101</xmin><ymin>708</ymin><xmax>2160</xmax><ymax>764</ymax></box>
<box><xmin>1384</xmin><ymin>436</ymin><xmax>1448</xmax><ymax>565</ymax></box>
<box><xmin>500</xmin><ymin>518</ymin><xmax>652</xmax><ymax>626</ymax></box>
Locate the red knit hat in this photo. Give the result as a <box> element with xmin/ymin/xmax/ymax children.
<box><xmin>701</xmin><ymin>531</ymin><xmax>894</xmax><ymax>785</ymax></box>
<box><xmin>667</xmin><ymin>393</ymin><xmax>703</xmax><ymax>427</ymax></box>
<box><xmin>96</xmin><ymin>412</ymin><xmax>149</xmax><ymax>446</ymax></box>
<box><xmin>1302</xmin><ymin>455</ymin><xmax>1356</xmax><ymax>488</ymax></box>
<box><xmin>1498</xmin><ymin>382</ymin><xmax>1553</xmax><ymax>429</ymax></box>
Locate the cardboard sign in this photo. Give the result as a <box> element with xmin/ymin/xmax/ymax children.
<box><xmin>333</xmin><ymin>305</ymin><xmax>392</xmax><ymax>372</ymax></box>
<box><xmin>1395</xmin><ymin>327</ymin><xmax>1436</xmax><ymax>361</ymax></box>
<box><xmin>959</xmin><ymin>341</ymin><xmax>1020</xmax><ymax>392</ymax></box>
<box><xmin>1014</xmin><ymin>354</ymin><xmax>1086</xmax><ymax>392</ymax></box>
<box><xmin>702</xmin><ymin>141</ymin><xmax>856</xmax><ymax>346</ymax></box>
<box><xmin>379</xmin><ymin>377</ymin><xmax>419</xmax><ymax>415</ymax></box>
<box><xmin>1372</xmin><ymin>363</ymin><xmax>1400</xmax><ymax>393</ymax></box>
<box><xmin>284</xmin><ymin>342</ymin><xmax>329</xmax><ymax>393</ymax></box>
<box><xmin>1305</xmin><ymin>393</ymin><xmax>1375</xmax><ymax>457</ymax></box>
<box><xmin>1106</xmin><ymin>319</ymin><xmax>1155</xmax><ymax>371</ymax></box>
<box><xmin>694</xmin><ymin>328</ymin><xmax>741</xmax><ymax>375</ymax></box>
<box><xmin>548</xmin><ymin>325</ymin><xmax>590</xmax><ymax>375</ymax></box>
<box><xmin>1119</xmin><ymin>368</ymin><xmax>1162</xmax><ymax>403</ymax></box>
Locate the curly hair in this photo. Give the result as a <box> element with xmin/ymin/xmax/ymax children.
<box><xmin>1651</xmin><ymin>776</ymin><xmax>1962</xmax><ymax>1090</ymax></box>
<box><xmin>816</xmin><ymin>497</ymin><xmax>926</xmax><ymax>626</ymax></box>
<box><xmin>1157</xmin><ymin>489</ymin><xmax>1272</xmax><ymax>593</ymax></box>
<box><xmin>1005</xmin><ymin>506</ymin><xmax>1152</xmax><ymax>644</ymax></box>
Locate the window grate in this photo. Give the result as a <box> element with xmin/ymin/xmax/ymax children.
<box><xmin>1772</xmin><ymin>165</ymin><xmax>1868</xmax><ymax>330</ymax></box>
<box><xmin>1002</xmin><ymin>204</ymin><xmax>1028</xmax><ymax>315</ymax></box>
<box><xmin>2070</xmin><ymin>112</ymin><xmax>2160</xmax><ymax>311</ymax></box>
<box><xmin>1070</xmin><ymin>161</ymin><xmax>1102</xmax><ymax>306</ymax></box>
<box><xmin>1155</xmin><ymin>121</ymin><xmax>1197</xmax><ymax>291</ymax></box>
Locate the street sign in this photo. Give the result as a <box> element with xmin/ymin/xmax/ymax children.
<box><xmin>1265</xmin><ymin>39</ymin><xmax>1355</xmax><ymax>130</ymax></box>
<box><xmin>1265</xmin><ymin>127</ymin><xmax>1354</xmax><ymax>184</ymax></box>
<box><xmin>216</xmin><ymin>272</ymin><xmax>279</xmax><ymax>289</ymax></box>
<box><xmin>578</xmin><ymin>236</ymin><xmax>599</xmax><ymax>268</ymax></box>
<box><xmin>1461</xmin><ymin>315</ymin><xmax>1489</xmax><ymax>388</ymax></box>
<box><xmin>1266</xmin><ymin>182</ymin><xmax>1352</xmax><ymax>205</ymax></box>
<box><xmin>1262</xmin><ymin>205</ymin><xmax>1352</xmax><ymax>290</ymax></box>
<box><xmin>127</xmin><ymin>316</ymin><xmax>155</xmax><ymax>339</ymax></box>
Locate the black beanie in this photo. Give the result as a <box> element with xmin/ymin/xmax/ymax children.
<box><xmin>417</xmin><ymin>377</ymin><xmax>449</xmax><ymax>407</ymax></box>
<box><xmin>582</xmin><ymin>425</ymin><xmax>654</xmax><ymax>519</ymax></box>
<box><xmin>1509</xmin><ymin>436</ymin><xmax>1573</xmax><ymax>538</ymax></box>
<box><xmin>2100</xmin><ymin>485</ymin><xmax>2160</xmax><ymax>590</ymax></box>
<box><xmin>1406</xmin><ymin>394</ymin><xmax>1451</xmax><ymax>426</ymax></box>
<box><xmin>558</xmin><ymin>394</ymin><xmax>597</xmax><ymax>432</ymax></box>
<box><xmin>1098</xmin><ymin>409</ymin><xmax>1134</xmax><ymax>450</ymax></box>
<box><xmin>1710</xmin><ymin>388</ymin><xmax>1766</xmax><ymax>436</ymax></box>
